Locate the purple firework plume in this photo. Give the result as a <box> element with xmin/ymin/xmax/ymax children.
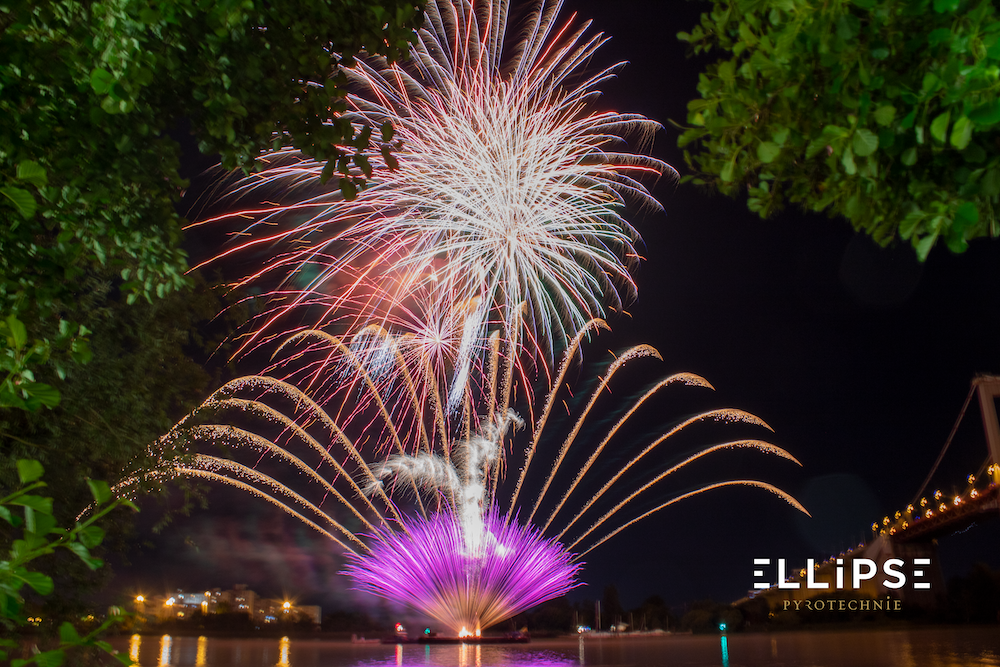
<box><xmin>343</xmin><ymin>509</ymin><xmax>580</xmax><ymax>633</ymax></box>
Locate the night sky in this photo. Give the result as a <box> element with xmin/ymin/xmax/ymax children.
<box><xmin>111</xmin><ymin>0</ymin><xmax>1000</xmax><ymax>616</ymax></box>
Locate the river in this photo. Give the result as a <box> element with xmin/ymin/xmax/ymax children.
<box><xmin>111</xmin><ymin>628</ymin><xmax>999</xmax><ymax>666</ymax></box>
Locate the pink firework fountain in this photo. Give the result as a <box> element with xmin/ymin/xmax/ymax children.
<box><xmin>343</xmin><ymin>510</ymin><xmax>579</xmax><ymax>635</ymax></box>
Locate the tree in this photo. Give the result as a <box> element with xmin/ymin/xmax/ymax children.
<box><xmin>602</xmin><ymin>584</ymin><xmax>624</xmax><ymax>627</ymax></box>
<box><xmin>0</xmin><ymin>272</ymin><xmax>241</xmax><ymax>620</ymax></box>
<box><xmin>678</xmin><ymin>0</ymin><xmax>1000</xmax><ymax>260</ymax></box>
<box><xmin>1</xmin><ymin>0</ymin><xmax>422</xmax><ymax>381</ymax></box>
<box><xmin>0</xmin><ymin>459</ymin><xmax>136</xmax><ymax>666</ymax></box>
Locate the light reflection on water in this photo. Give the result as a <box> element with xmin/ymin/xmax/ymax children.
<box><xmin>116</xmin><ymin>629</ymin><xmax>1000</xmax><ymax>667</ymax></box>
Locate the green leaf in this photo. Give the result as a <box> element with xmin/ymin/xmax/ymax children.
<box><xmin>969</xmin><ymin>101</ymin><xmax>1000</xmax><ymax>125</ymax></box>
<box><xmin>949</xmin><ymin>116</ymin><xmax>973</xmax><ymax>149</ymax></box>
<box><xmin>947</xmin><ymin>234</ymin><xmax>969</xmax><ymax>253</ymax></box>
<box><xmin>87</xmin><ymin>479</ymin><xmax>112</xmax><ymax>505</ymax></box>
<box><xmin>21</xmin><ymin>383</ymin><xmax>60</xmax><ymax>408</ymax></box>
<box><xmin>1</xmin><ymin>186</ymin><xmax>37</xmax><ymax>219</ymax></box>
<box><xmin>757</xmin><ymin>141</ymin><xmax>782</xmax><ymax>163</ymax></box>
<box><xmin>353</xmin><ymin>154</ymin><xmax>373</xmax><ymax>179</ymax></box>
<box><xmin>900</xmin><ymin>210</ymin><xmax>923</xmax><ymax>239</ymax></box>
<box><xmin>954</xmin><ymin>201</ymin><xmax>979</xmax><ymax>228</ymax></box>
<box><xmin>981</xmin><ymin>168</ymin><xmax>1000</xmax><ymax>196</ymax></box>
<box><xmin>16</xmin><ymin>459</ymin><xmax>44</xmax><ymax>484</ymax></box>
<box><xmin>720</xmin><ymin>159</ymin><xmax>735</xmax><ymax>183</ymax></box>
<box><xmin>339</xmin><ymin>177</ymin><xmax>358</xmax><ymax>201</ymax></box>
<box><xmin>28</xmin><ymin>511</ymin><xmax>57</xmax><ymax>536</ymax></box>
<box><xmin>319</xmin><ymin>158</ymin><xmax>335</xmax><ymax>184</ymax></box>
<box><xmin>922</xmin><ymin>73</ymin><xmax>941</xmax><ymax>95</ymax></box>
<box><xmin>916</xmin><ymin>233</ymin><xmax>938</xmax><ymax>261</ymax></box>
<box><xmin>12</xmin><ymin>494</ymin><xmax>53</xmax><ymax>514</ymax></box>
<box><xmin>874</xmin><ymin>105</ymin><xmax>896</xmax><ymax>127</ymax></box>
<box><xmin>962</xmin><ymin>143</ymin><xmax>986</xmax><ymax>163</ymax></box>
<box><xmin>852</xmin><ymin>129</ymin><xmax>879</xmax><ymax>156</ymax></box>
<box><xmin>901</xmin><ymin>147</ymin><xmax>918</xmax><ymax>166</ymax></box>
<box><xmin>772</xmin><ymin>128</ymin><xmax>790</xmax><ymax>146</ymax></box>
<box><xmin>58</xmin><ymin>622</ymin><xmax>80</xmax><ymax>644</ymax></box>
<box><xmin>380</xmin><ymin>121</ymin><xmax>395</xmax><ymax>143</ymax></box>
<box><xmin>927</xmin><ymin>28</ymin><xmax>952</xmax><ymax>47</ymax></box>
<box><xmin>67</xmin><ymin>542</ymin><xmax>103</xmax><ymax>570</ymax></box>
<box><xmin>844</xmin><ymin>193</ymin><xmax>863</xmax><ymax>219</ymax></box>
<box><xmin>841</xmin><ymin>146</ymin><xmax>857</xmax><ymax>175</ymax></box>
<box><xmin>90</xmin><ymin>68</ymin><xmax>114</xmax><ymax>95</ymax></box>
<box><xmin>22</xmin><ymin>572</ymin><xmax>54</xmax><ymax>595</ymax></box>
<box><xmin>71</xmin><ymin>339</ymin><xmax>92</xmax><ymax>365</ymax></box>
<box><xmin>33</xmin><ymin>649</ymin><xmax>65</xmax><ymax>667</ymax></box>
<box><xmin>806</xmin><ymin>136</ymin><xmax>829</xmax><ymax>159</ymax></box>
<box><xmin>16</xmin><ymin>161</ymin><xmax>48</xmax><ymax>188</ymax></box>
<box><xmin>718</xmin><ymin>60</ymin><xmax>736</xmax><ymax>84</ymax></box>
<box><xmin>933</xmin><ymin>0</ymin><xmax>960</xmax><ymax>11</ymax></box>
<box><xmin>381</xmin><ymin>146</ymin><xmax>399</xmax><ymax>171</ymax></box>
<box><xmin>78</xmin><ymin>525</ymin><xmax>105</xmax><ymax>549</ymax></box>
<box><xmin>930</xmin><ymin>111</ymin><xmax>951</xmax><ymax>143</ymax></box>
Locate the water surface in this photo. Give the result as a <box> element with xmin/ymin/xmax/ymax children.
<box><xmin>113</xmin><ymin>628</ymin><xmax>1000</xmax><ymax>667</ymax></box>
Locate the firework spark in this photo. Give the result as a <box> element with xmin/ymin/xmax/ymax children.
<box><xmin>189</xmin><ymin>0</ymin><xmax>673</xmax><ymax>408</ymax></box>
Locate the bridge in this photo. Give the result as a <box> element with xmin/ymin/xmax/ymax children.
<box><xmin>748</xmin><ymin>375</ymin><xmax>1000</xmax><ymax>609</ymax></box>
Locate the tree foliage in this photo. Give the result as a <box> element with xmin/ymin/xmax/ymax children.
<box><xmin>0</xmin><ymin>0</ymin><xmax>422</xmax><ymax>344</ymax></box>
<box><xmin>0</xmin><ymin>460</ymin><xmax>135</xmax><ymax>666</ymax></box>
<box><xmin>0</xmin><ymin>272</ymin><xmax>240</xmax><ymax>625</ymax></box>
<box><xmin>678</xmin><ymin>0</ymin><xmax>1000</xmax><ymax>260</ymax></box>
<box><xmin>0</xmin><ymin>273</ymin><xmax>236</xmax><ymax>511</ymax></box>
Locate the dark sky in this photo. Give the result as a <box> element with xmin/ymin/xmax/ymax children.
<box><xmin>112</xmin><ymin>0</ymin><xmax>1000</xmax><ymax>617</ymax></box>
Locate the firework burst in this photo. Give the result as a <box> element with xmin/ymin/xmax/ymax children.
<box><xmin>191</xmin><ymin>0</ymin><xmax>672</xmax><ymax>407</ymax></box>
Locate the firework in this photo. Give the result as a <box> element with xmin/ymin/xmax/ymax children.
<box><xmin>123</xmin><ymin>0</ymin><xmax>809</xmax><ymax>636</ymax></box>
<box><xmin>342</xmin><ymin>509</ymin><xmax>578</xmax><ymax>634</ymax></box>
<box><xmin>189</xmin><ymin>0</ymin><xmax>673</xmax><ymax>408</ymax></box>
<box><xmin>126</xmin><ymin>321</ymin><xmax>807</xmax><ymax>633</ymax></box>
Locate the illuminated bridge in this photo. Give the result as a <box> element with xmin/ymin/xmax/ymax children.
<box><xmin>749</xmin><ymin>375</ymin><xmax>1000</xmax><ymax>609</ymax></box>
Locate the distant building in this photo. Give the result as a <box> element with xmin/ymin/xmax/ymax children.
<box><xmin>220</xmin><ymin>584</ymin><xmax>257</xmax><ymax>616</ymax></box>
<box><xmin>134</xmin><ymin>584</ymin><xmax>319</xmax><ymax>626</ymax></box>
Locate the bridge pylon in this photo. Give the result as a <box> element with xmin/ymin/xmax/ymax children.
<box><xmin>973</xmin><ymin>375</ymin><xmax>1000</xmax><ymax>482</ymax></box>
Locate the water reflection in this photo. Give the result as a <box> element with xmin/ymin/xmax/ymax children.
<box><xmin>110</xmin><ymin>628</ymin><xmax>1000</xmax><ymax>667</ymax></box>
<box><xmin>196</xmin><ymin>636</ymin><xmax>207</xmax><ymax>666</ymax></box>
<box><xmin>278</xmin><ymin>636</ymin><xmax>290</xmax><ymax>667</ymax></box>
<box><xmin>361</xmin><ymin>643</ymin><xmax>576</xmax><ymax>667</ymax></box>
<box><xmin>158</xmin><ymin>634</ymin><xmax>172</xmax><ymax>666</ymax></box>
<box><xmin>456</xmin><ymin>643</ymin><xmax>483</xmax><ymax>667</ymax></box>
<box><xmin>129</xmin><ymin>634</ymin><xmax>142</xmax><ymax>666</ymax></box>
